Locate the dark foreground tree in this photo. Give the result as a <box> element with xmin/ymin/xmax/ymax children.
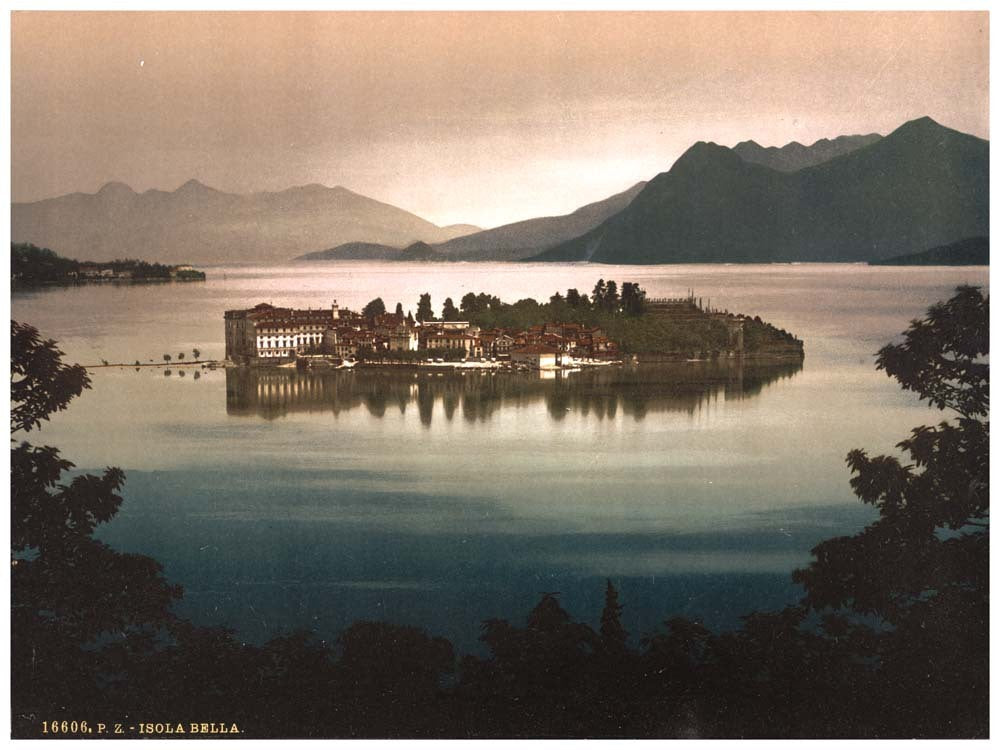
<box><xmin>599</xmin><ymin>579</ymin><xmax>627</xmax><ymax>653</ymax></box>
<box><xmin>458</xmin><ymin>593</ymin><xmax>604</xmax><ymax>736</ymax></box>
<box><xmin>793</xmin><ymin>285</ymin><xmax>989</xmax><ymax>737</ymax></box>
<box><xmin>335</xmin><ymin>621</ymin><xmax>456</xmax><ymax>736</ymax></box>
<box><xmin>11</xmin><ymin>322</ymin><xmax>181</xmax><ymax>734</ymax></box>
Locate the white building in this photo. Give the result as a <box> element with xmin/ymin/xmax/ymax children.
<box><xmin>225</xmin><ymin>302</ymin><xmax>343</xmax><ymax>361</ymax></box>
<box><xmin>510</xmin><ymin>344</ymin><xmax>560</xmax><ymax>370</ymax></box>
<box><xmin>389</xmin><ymin>329</ymin><xmax>419</xmax><ymax>351</ymax></box>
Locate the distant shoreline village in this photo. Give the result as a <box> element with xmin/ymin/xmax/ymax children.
<box><xmin>11</xmin><ymin>242</ymin><xmax>206</xmax><ymax>288</ymax></box>
<box><xmin>224</xmin><ymin>290</ymin><xmax>803</xmax><ymax>371</ymax></box>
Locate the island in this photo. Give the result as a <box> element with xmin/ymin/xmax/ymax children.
<box><xmin>296</xmin><ymin>240</ymin><xmax>447</xmax><ymax>262</ymax></box>
<box><xmin>11</xmin><ymin>242</ymin><xmax>207</xmax><ymax>287</ymax></box>
<box><xmin>223</xmin><ymin>281</ymin><xmax>803</xmax><ymax>368</ymax></box>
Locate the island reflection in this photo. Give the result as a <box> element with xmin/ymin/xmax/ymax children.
<box><xmin>226</xmin><ymin>360</ymin><xmax>803</xmax><ymax>424</ymax></box>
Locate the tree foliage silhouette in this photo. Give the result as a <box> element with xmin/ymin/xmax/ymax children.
<box><xmin>791</xmin><ymin>285</ymin><xmax>989</xmax><ymax>736</ymax></box>
<box><xmin>11</xmin><ymin>322</ymin><xmax>181</xmax><ymax>733</ymax></box>
<box><xmin>362</xmin><ymin>297</ymin><xmax>387</xmax><ymax>319</ymax></box>
<box><xmin>599</xmin><ymin>579</ymin><xmax>627</xmax><ymax>653</ymax></box>
<box><xmin>441</xmin><ymin>297</ymin><xmax>459</xmax><ymax>321</ymax></box>
<box><xmin>11</xmin><ymin>322</ymin><xmax>89</xmax><ymax>434</ymax></box>
<box><xmin>416</xmin><ymin>293</ymin><xmax>434</xmax><ymax>322</ymax></box>
<box><xmin>795</xmin><ymin>286</ymin><xmax>988</xmax><ymax>616</ymax></box>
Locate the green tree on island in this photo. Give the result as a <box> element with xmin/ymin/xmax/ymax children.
<box><xmin>441</xmin><ymin>297</ymin><xmax>459</xmax><ymax>321</ymax></box>
<box><xmin>603</xmin><ymin>280</ymin><xmax>619</xmax><ymax>311</ymax></box>
<box><xmin>363</xmin><ymin>298</ymin><xmax>387</xmax><ymax>319</ymax></box>
<box><xmin>620</xmin><ymin>282</ymin><xmax>646</xmax><ymax>315</ymax></box>
<box><xmin>416</xmin><ymin>293</ymin><xmax>434</xmax><ymax>322</ymax></box>
<box><xmin>592</xmin><ymin>279</ymin><xmax>606</xmax><ymax>308</ymax></box>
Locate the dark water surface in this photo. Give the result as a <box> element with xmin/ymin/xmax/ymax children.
<box><xmin>12</xmin><ymin>262</ymin><xmax>988</xmax><ymax>652</ymax></box>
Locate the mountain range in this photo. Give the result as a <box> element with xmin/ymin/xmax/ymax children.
<box><xmin>11</xmin><ymin>117</ymin><xmax>989</xmax><ymax>266</ymax></box>
<box><xmin>11</xmin><ymin>181</ymin><xmax>481</xmax><ymax>265</ymax></box>
<box><xmin>531</xmin><ymin>117</ymin><xmax>988</xmax><ymax>264</ymax></box>
<box><xmin>732</xmin><ymin>133</ymin><xmax>882</xmax><ymax>172</ymax></box>
<box><xmin>297</xmin><ymin>181</ymin><xmax>647</xmax><ymax>262</ymax></box>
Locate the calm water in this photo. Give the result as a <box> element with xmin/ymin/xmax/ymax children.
<box><xmin>11</xmin><ymin>262</ymin><xmax>989</xmax><ymax>652</ymax></box>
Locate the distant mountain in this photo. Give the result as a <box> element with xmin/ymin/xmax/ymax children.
<box><xmin>531</xmin><ymin>117</ymin><xmax>988</xmax><ymax>265</ymax></box>
<box><xmin>296</xmin><ymin>181</ymin><xmax>647</xmax><ymax>262</ymax></box>
<box><xmin>733</xmin><ymin>133</ymin><xmax>882</xmax><ymax>172</ymax></box>
<box><xmin>432</xmin><ymin>181</ymin><xmax>647</xmax><ymax>261</ymax></box>
<box><xmin>870</xmin><ymin>236</ymin><xmax>989</xmax><ymax>266</ymax></box>
<box><xmin>11</xmin><ymin>181</ymin><xmax>477</xmax><ymax>264</ymax></box>
<box><xmin>438</xmin><ymin>224</ymin><xmax>482</xmax><ymax>240</ymax></box>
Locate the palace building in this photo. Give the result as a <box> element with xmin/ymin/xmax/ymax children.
<box><xmin>224</xmin><ymin>302</ymin><xmax>346</xmax><ymax>362</ymax></box>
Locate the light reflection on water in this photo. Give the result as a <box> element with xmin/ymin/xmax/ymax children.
<box><xmin>224</xmin><ymin>362</ymin><xmax>802</xmax><ymax>423</ymax></box>
<box><xmin>11</xmin><ymin>262</ymin><xmax>988</xmax><ymax>651</ymax></box>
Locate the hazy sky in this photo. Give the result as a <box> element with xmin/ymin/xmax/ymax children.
<box><xmin>11</xmin><ymin>11</ymin><xmax>989</xmax><ymax>228</ymax></box>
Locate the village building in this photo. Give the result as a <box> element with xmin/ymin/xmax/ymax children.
<box><xmin>389</xmin><ymin>328</ymin><xmax>419</xmax><ymax>351</ymax></box>
<box><xmin>436</xmin><ymin>320</ymin><xmax>474</xmax><ymax>332</ymax></box>
<box><xmin>169</xmin><ymin>264</ymin><xmax>195</xmax><ymax>278</ymax></box>
<box><xmin>322</xmin><ymin>329</ymin><xmax>354</xmax><ymax>358</ymax></box>
<box><xmin>373</xmin><ymin>312</ymin><xmax>406</xmax><ymax>336</ymax></box>
<box><xmin>322</xmin><ymin>329</ymin><xmax>360</xmax><ymax>359</ymax></box>
<box><xmin>76</xmin><ymin>263</ymin><xmax>114</xmax><ymax>279</ymax></box>
<box><xmin>422</xmin><ymin>331</ymin><xmax>483</xmax><ymax>358</ymax></box>
<box><xmin>479</xmin><ymin>330</ymin><xmax>516</xmax><ymax>358</ymax></box>
<box><xmin>510</xmin><ymin>344</ymin><xmax>561</xmax><ymax>370</ymax></box>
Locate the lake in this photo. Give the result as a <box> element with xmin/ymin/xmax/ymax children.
<box><xmin>11</xmin><ymin>261</ymin><xmax>989</xmax><ymax>653</ymax></box>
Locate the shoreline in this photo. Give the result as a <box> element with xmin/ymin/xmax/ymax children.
<box><xmin>13</xmin><ymin>278</ymin><xmax>207</xmax><ymax>291</ymax></box>
<box><xmin>81</xmin><ymin>353</ymin><xmax>802</xmax><ymax>372</ymax></box>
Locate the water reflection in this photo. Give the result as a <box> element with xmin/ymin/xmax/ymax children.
<box><xmin>225</xmin><ymin>360</ymin><xmax>803</xmax><ymax>424</ymax></box>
